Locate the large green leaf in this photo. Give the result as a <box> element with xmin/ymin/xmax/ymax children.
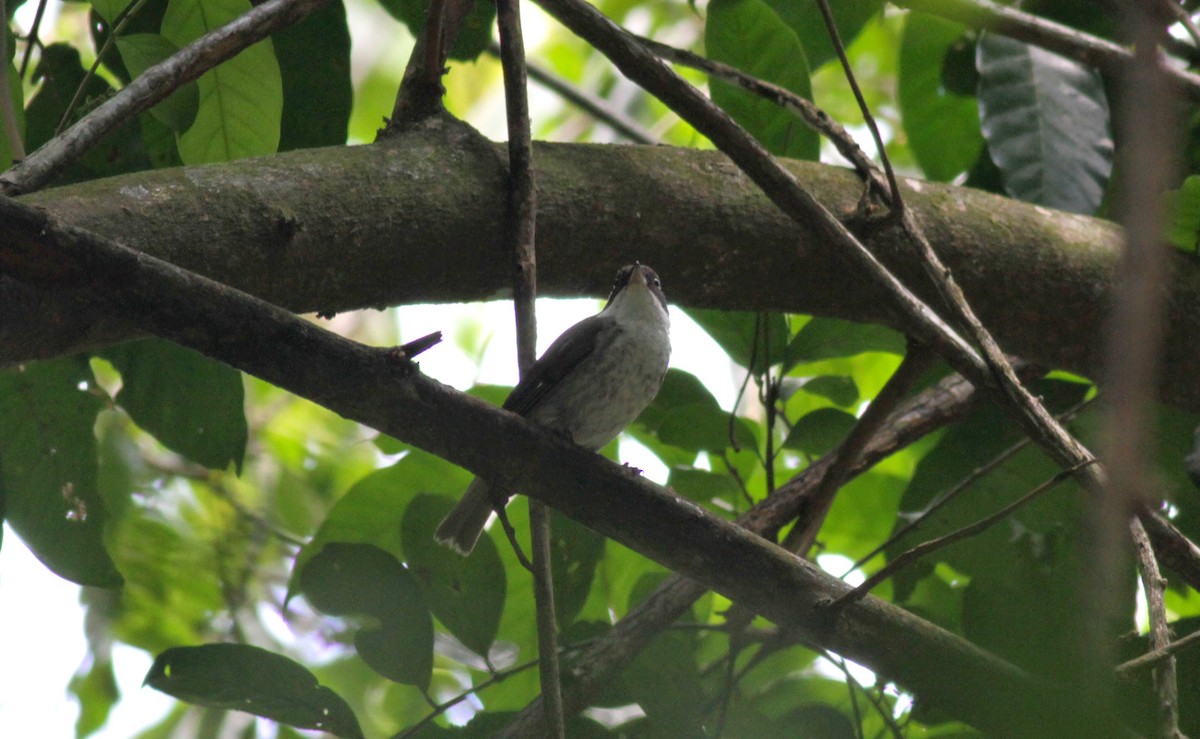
<box><xmin>784</xmin><ymin>316</ymin><xmax>904</xmax><ymax>369</ymax></box>
<box><xmin>976</xmin><ymin>32</ymin><xmax>1112</xmax><ymax>215</ymax></box>
<box><xmin>145</xmin><ymin>643</ymin><xmax>363</xmax><ymax>738</ymax></box>
<box><xmin>1166</xmin><ymin>175</ymin><xmax>1200</xmax><ymax>254</ymax></box>
<box><xmin>273</xmin><ymin>0</ymin><xmax>351</xmax><ymax>150</ymax></box>
<box><xmin>289</xmin><ymin>450</ymin><xmax>472</xmax><ymax>598</ymax></box>
<box><xmin>299</xmin><ymin>542</ymin><xmax>434</xmax><ymax>687</ymax></box>
<box><xmin>898</xmin><ymin>13</ymin><xmax>982</xmax><ymax>181</ymax></box>
<box><xmin>634</xmin><ymin>369</ymin><xmax>757</xmax><ymax>454</ymax></box>
<box><xmin>550</xmin><ymin>507</ymin><xmax>605</xmax><ymax>630</ymax></box>
<box><xmin>162</xmin><ymin>0</ymin><xmax>282</xmax><ymax>163</ymax></box>
<box><xmin>401</xmin><ymin>494</ymin><xmax>506</xmax><ymax>657</ymax></box>
<box><xmin>706</xmin><ymin>0</ymin><xmax>819</xmax><ymax>160</ymax></box>
<box><xmin>0</xmin><ymin>359</ymin><xmax>122</xmax><ymax>587</ymax></box>
<box><xmin>102</xmin><ymin>339</ymin><xmax>246</xmax><ymax>472</ymax></box>
<box><xmin>763</xmin><ymin>0</ymin><xmax>883</xmax><ymax>71</ymax></box>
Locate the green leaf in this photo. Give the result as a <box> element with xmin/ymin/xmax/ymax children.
<box><xmin>1166</xmin><ymin>175</ymin><xmax>1200</xmax><ymax>253</ymax></box>
<box><xmin>289</xmin><ymin>450</ymin><xmax>472</xmax><ymax>599</ymax></box>
<box><xmin>162</xmin><ymin>0</ymin><xmax>282</xmax><ymax>164</ymax></box>
<box><xmin>298</xmin><ymin>542</ymin><xmax>434</xmax><ymax>687</ymax></box>
<box><xmin>550</xmin><ymin>508</ymin><xmax>605</xmax><ymax>630</ymax></box>
<box><xmin>887</xmin><ymin>379</ymin><xmax>1091</xmax><ymax>601</ymax></box>
<box><xmin>144</xmin><ymin>643</ymin><xmax>363</xmax><ymax>738</ymax></box>
<box><xmin>0</xmin><ymin>359</ymin><xmax>122</xmax><ymax>587</ymax></box>
<box><xmin>635</xmin><ymin>369</ymin><xmax>756</xmax><ymax>453</ymax></box>
<box><xmin>976</xmin><ymin>32</ymin><xmax>1112</xmax><ymax>215</ymax></box>
<box><xmin>898</xmin><ymin>13</ymin><xmax>983</xmax><ymax>181</ymax></box>
<box><xmin>401</xmin><ymin>494</ymin><xmax>506</xmax><ymax>656</ymax></box>
<box><xmin>783</xmin><ymin>407</ymin><xmax>857</xmax><ymax>457</ymax></box>
<box><xmin>784</xmin><ymin>317</ymin><xmax>904</xmax><ymax>369</ymax></box>
<box><xmin>69</xmin><ymin>656</ymin><xmax>118</xmax><ymax>738</ymax></box>
<box><xmin>114</xmin><ymin>35</ymin><xmax>199</xmax><ymax>132</ymax></box>
<box><xmin>706</xmin><ymin>0</ymin><xmax>819</xmax><ymax>160</ymax></box>
<box><xmin>273</xmin><ymin>0</ymin><xmax>351</xmax><ymax>151</ymax></box>
<box><xmin>90</xmin><ymin>0</ymin><xmax>134</xmax><ymax>23</ymax></box>
<box><xmin>377</xmin><ymin>0</ymin><xmax>496</xmax><ymax>62</ymax></box>
<box><xmin>797</xmin><ymin>375</ymin><xmax>858</xmax><ymax>408</ymax></box>
<box><xmin>101</xmin><ymin>339</ymin><xmax>246</xmax><ymax>472</ymax></box>
<box><xmin>763</xmin><ymin>0</ymin><xmax>883</xmax><ymax>71</ymax></box>
<box><xmin>666</xmin><ymin>466</ymin><xmax>741</xmax><ymax>503</ymax></box>
<box><xmin>685</xmin><ymin>309</ymin><xmax>789</xmax><ymax>375</ymax></box>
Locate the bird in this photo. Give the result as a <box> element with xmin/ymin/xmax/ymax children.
<box><xmin>435</xmin><ymin>263</ymin><xmax>672</xmax><ymax>555</ymax></box>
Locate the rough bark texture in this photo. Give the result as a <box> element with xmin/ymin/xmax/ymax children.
<box><xmin>6</xmin><ymin>125</ymin><xmax>1190</xmax><ymax>411</ymax></box>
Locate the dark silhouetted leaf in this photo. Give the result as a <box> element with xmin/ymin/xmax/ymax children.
<box><xmin>102</xmin><ymin>339</ymin><xmax>246</xmax><ymax>472</ymax></box>
<box><xmin>273</xmin><ymin>0</ymin><xmax>351</xmax><ymax>150</ymax></box>
<box><xmin>976</xmin><ymin>32</ymin><xmax>1112</xmax><ymax>215</ymax></box>
<box><xmin>144</xmin><ymin>644</ymin><xmax>363</xmax><ymax>738</ymax></box>
<box><xmin>401</xmin><ymin>494</ymin><xmax>505</xmax><ymax>656</ymax></box>
<box><xmin>784</xmin><ymin>407</ymin><xmax>857</xmax><ymax>457</ymax></box>
<box><xmin>0</xmin><ymin>359</ymin><xmax>122</xmax><ymax>587</ymax></box>
<box><xmin>377</xmin><ymin>0</ymin><xmax>495</xmax><ymax>61</ymax></box>
<box><xmin>298</xmin><ymin>542</ymin><xmax>434</xmax><ymax>687</ymax></box>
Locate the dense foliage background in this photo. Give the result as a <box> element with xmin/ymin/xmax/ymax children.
<box><xmin>3</xmin><ymin>0</ymin><xmax>1200</xmax><ymax>736</ymax></box>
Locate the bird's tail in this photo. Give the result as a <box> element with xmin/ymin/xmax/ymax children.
<box><xmin>434</xmin><ymin>478</ymin><xmax>495</xmax><ymax>555</ymax></box>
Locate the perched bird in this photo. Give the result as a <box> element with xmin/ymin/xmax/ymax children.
<box><xmin>435</xmin><ymin>263</ymin><xmax>672</xmax><ymax>555</ymax></box>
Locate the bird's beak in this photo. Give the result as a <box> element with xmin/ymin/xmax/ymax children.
<box><xmin>630</xmin><ymin>266</ymin><xmax>648</xmax><ymax>287</ymax></box>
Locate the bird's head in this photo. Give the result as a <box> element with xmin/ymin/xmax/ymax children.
<box><xmin>603</xmin><ymin>263</ymin><xmax>668</xmax><ymax>321</ymax></box>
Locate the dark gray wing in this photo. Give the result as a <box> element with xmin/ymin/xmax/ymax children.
<box><xmin>503</xmin><ymin>315</ymin><xmax>611</xmax><ymax>415</ymax></box>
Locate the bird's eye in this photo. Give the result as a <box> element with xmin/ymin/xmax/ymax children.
<box><xmin>651</xmin><ymin>278</ymin><xmax>661</xmax><ymax>287</ymax></box>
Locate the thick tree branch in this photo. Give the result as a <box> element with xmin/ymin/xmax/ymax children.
<box><xmin>9</xmin><ymin>138</ymin><xmax>1200</xmax><ymax>415</ymax></box>
<box><xmin>0</xmin><ymin>196</ymin><xmax>1126</xmax><ymax>737</ymax></box>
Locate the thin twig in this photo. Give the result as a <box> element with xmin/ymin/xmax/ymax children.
<box><xmin>17</xmin><ymin>0</ymin><xmax>48</xmax><ymax>80</ymax></box>
<box><xmin>813</xmin><ymin>0</ymin><xmax>899</xmax><ymax>212</ymax></box>
<box><xmin>1116</xmin><ymin>629</ymin><xmax>1200</xmax><ymax>679</ymax></box>
<box><xmin>1130</xmin><ymin>517</ymin><xmax>1180</xmax><ymax>737</ymax></box>
<box><xmin>0</xmin><ymin>0</ymin><xmax>332</xmax><ymax>196</ymax></box>
<box><xmin>496</xmin><ymin>0</ymin><xmax>563</xmax><ymax>735</ymax></box>
<box><xmin>0</xmin><ymin>0</ymin><xmax>25</xmax><ymax>163</ymax></box>
<box><xmin>486</xmin><ymin>42</ymin><xmax>656</xmax><ymax>144</ymax></box>
<box><xmin>845</xmin><ymin>396</ymin><xmax>1094</xmax><ymax>576</ymax></box>
<box><xmin>639</xmin><ymin>35</ymin><xmax>890</xmax><ymax>203</ymax></box>
<box><xmin>827</xmin><ymin>460</ymin><xmax>1096</xmax><ymax>609</ymax></box>
<box><xmin>56</xmin><ymin>0</ymin><xmax>154</xmax><ymax>136</ymax></box>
